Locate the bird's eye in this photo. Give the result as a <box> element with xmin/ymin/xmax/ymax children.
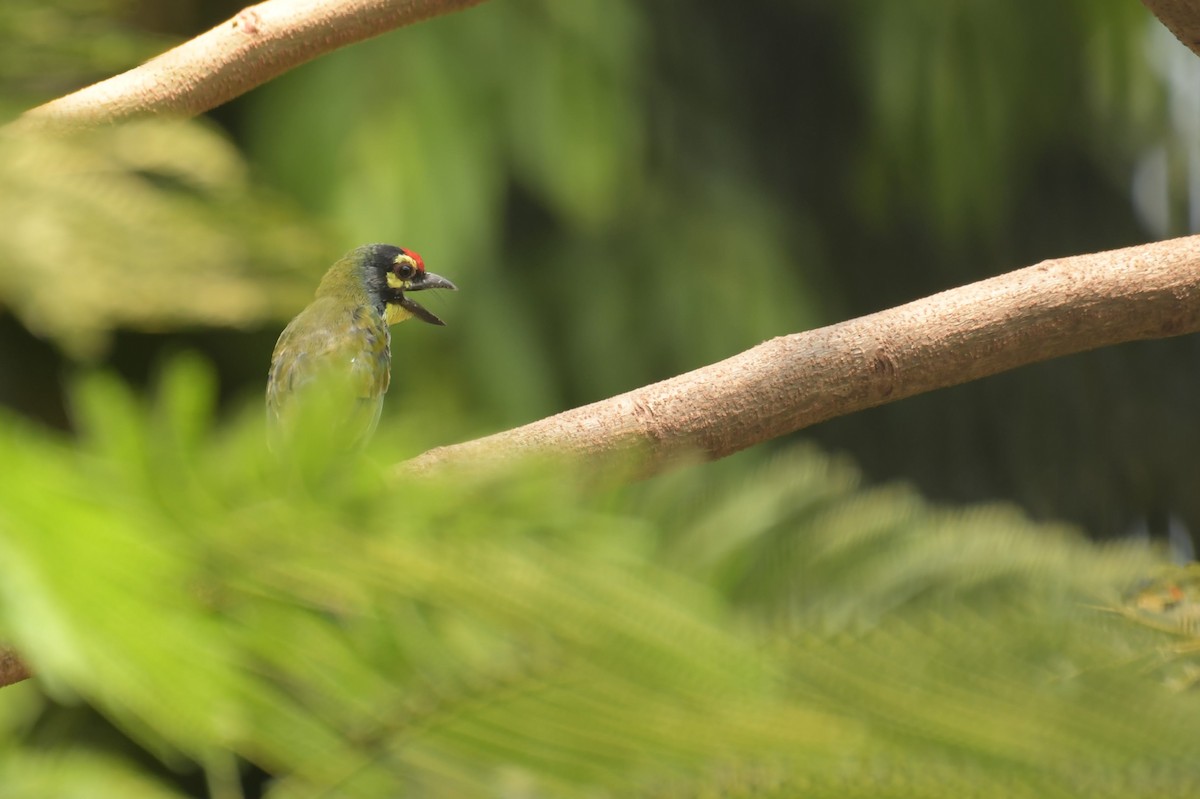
<box><xmin>395</xmin><ymin>263</ymin><xmax>415</xmax><ymax>280</ymax></box>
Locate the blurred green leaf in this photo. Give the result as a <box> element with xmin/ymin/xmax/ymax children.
<box><xmin>1</xmin><ymin>749</ymin><xmax>187</xmax><ymax>799</ymax></box>
<box><xmin>0</xmin><ymin>120</ymin><xmax>330</xmax><ymax>358</ymax></box>
<box><xmin>0</xmin><ymin>359</ymin><xmax>1198</xmax><ymax>796</ymax></box>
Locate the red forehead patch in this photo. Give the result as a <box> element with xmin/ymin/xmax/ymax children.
<box><xmin>399</xmin><ymin>247</ymin><xmax>425</xmax><ymax>273</ymax></box>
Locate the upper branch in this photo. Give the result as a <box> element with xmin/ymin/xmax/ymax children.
<box><xmin>1142</xmin><ymin>0</ymin><xmax>1200</xmax><ymax>58</ymax></box>
<box><xmin>401</xmin><ymin>235</ymin><xmax>1200</xmax><ymax>479</ymax></box>
<box><xmin>12</xmin><ymin>0</ymin><xmax>487</xmax><ymax>132</ymax></box>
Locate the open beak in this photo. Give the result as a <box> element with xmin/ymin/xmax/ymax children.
<box><xmin>396</xmin><ymin>271</ymin><xmax>457</xmax><ymax>326</ymax></box>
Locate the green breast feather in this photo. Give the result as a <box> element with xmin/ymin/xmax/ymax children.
<box><xmin>267</xmin><ymin>299</ymin><xmax>392</xmax><ymax>446</ymax></box>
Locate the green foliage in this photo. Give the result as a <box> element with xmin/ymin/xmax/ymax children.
<box><xmin>0</xmin><ymin>2</ymin><xmax>336</xmax><ymax>359</ymax></box>
<box><xmin>852</xmin><ymin>0</ymin><xmax>1163</xmax><ymax>245</ymax></box>
<box><xmin>1</xmin><ymin>357</ymin><xmax>1198</xmax><ymax>796</ymax></box>
<box><xmin>0</xmin><ymin>121</ymin><xmax>330</xmax><ymax>358</ymax></box>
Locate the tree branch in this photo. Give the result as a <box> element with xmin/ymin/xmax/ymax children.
<box><xmin>0</xmin><ymin>647</ymin><xmax>31</xmax><ymax>688</ymax></box>
<box><xmin>401</xmin><ymin>235</ymin><xmax>1200</xmax><ymax>479</ymax></box>
<box><xmin>1142</xmin><ymin>0</ymin><xmax>1200</xmax><ymax>58</ymax></box>
<box><xmin>11</xmin><ymin>0</ymin><xmax>487</xmax><ymax>132</ymax></box>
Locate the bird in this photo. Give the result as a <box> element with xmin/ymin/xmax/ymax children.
<box><xmin>266</xmin><ymin>243</ymin><xmax>456</xmax><ymax>448</ymax></box>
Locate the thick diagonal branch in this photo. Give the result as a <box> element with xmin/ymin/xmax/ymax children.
<box><xmin>12</xmin><ymin>0</ymin><xmax>487</xmax><ymax>131</ymax></box>
<box><xmin>401</xmin><ymin>235</ymin><xmax>1200</xmax><ymax>479</ymax></box>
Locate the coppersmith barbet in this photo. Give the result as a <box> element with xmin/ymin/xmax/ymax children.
<box><xmin>267</xmin><ymin>244</ymin><xmax>456</xmax><ymax>446</ymax></box>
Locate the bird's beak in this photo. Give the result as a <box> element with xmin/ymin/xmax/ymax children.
<box><xmin>410</xmin><ymin>272</ymin><xmax>457</xmax><ymax>293</ymax></box>
<box><xmin>392</xmin><ymin>271</ymin><xmax>457</xmax><ymax>326</ymax></box>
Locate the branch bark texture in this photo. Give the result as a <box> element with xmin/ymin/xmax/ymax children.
<box><xmin>0</xmin><ymin>647</ymin><xmax>30</xmax><ymax>688</ymax></box>
<box><xmin>403</xmin><ymin>236</ymin><xmax>1200</xmax><ymax>479</ymax></box>
<box><xmin>13</xmin><ymin>0</ymin><xmax>487</xmax><ymax>131</ymax></box>
<box><xmin>1142</xmin><ymin>0</ymin><xmax>1200</xmax><ymax>57</ymax></box>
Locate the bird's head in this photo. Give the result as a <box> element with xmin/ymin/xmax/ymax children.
<box><xmin>317</xmin><ymin>243</ymin><xmax>458</xmax><ymax>325</ymax></box>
